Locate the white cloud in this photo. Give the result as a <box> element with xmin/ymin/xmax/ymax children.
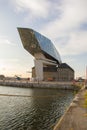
<box><xmin>58</xmin><ymin>31</ymin><xmax>87</xmax><ymax>55</ymax></box>
<box><xmin>0</xmin><ymin>37</ymin><xmax>16</xmax><ymax>46</ymax></box>
<box><xmin>41</xmin><ymin>0</ymin><xmax>87</xmax><ymax>37</ymax></box>
<box><xmin>11</xmin><ymin>0</ymin><xmax>87</xmax><ymax>56</ymax></box>
<box><xmin>0</xmin><ymin>58</ymin><xmax>19</xmax><ymax>62</ymax></box>
<box><xmin>11</xmin><ymin>0</ymin><xmax>51</xmax><ymax>18</ymax></box>
<box><xmin>39</xmin><ymin>0</ymin><xmax>87</xmax><ymax>56</ymax></box>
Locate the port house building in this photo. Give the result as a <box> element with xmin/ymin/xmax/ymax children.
<box><xmin>18</xmin><ymin>28</ymin><xmax>74</xmax><ymax>81</ymax></box>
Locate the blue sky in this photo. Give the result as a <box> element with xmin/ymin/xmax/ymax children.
<box><xmin>0</xmin><ymin>0</ymin><xmax>87</xmax><ymax>78</ymax></box>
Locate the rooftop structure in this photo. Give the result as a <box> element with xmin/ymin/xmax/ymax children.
<box><xmin>18</xmin><ymin>28</ymin><xmax>62</xmax><ymax>64</ymax></box>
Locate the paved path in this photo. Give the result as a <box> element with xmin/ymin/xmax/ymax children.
<box><xmin>54</xmin><ymin>88</ymin><xmax>87</xmax><ymax>130</ymax></box>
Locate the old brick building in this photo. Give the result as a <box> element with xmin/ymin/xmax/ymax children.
<box><xmin>32</xmin><ymin>63</ymin><xmax>74</xmax><ymax>81</ymax></box>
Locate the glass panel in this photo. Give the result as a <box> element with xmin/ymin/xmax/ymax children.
<box><xmin>34</xmin><ymin>31</ymin><xmax>62</xmax><ymax>63</ymax></box>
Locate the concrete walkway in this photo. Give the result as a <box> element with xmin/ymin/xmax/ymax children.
<box><xmin>54</xmin><ymin>88</ymin><xmax>87</xmax><ymax>130</ymax></box>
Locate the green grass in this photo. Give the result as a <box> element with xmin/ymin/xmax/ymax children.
<box><xmin>83</xmin><ymin>92</ymin><xmax>87</xmax><ymax>109</ymax></box>
<box><xmin>72</xmin><ymin>84</ymin><xmax>83</xmax><ymax>91</ymax></box>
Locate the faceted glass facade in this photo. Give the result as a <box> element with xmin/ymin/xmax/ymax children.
<box><xmin>18</xmin><ymin>28</ymin><xmax>62</xmax><ymax>64</ymax></box>
<box><xmin>34</xmin><ymin>31</ymin><xmax>61</xmax><ymax>64</ymax></box>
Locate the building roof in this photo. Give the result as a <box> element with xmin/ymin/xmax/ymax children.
<box><xmin>17</xmin><ymin>27</ymin><xmax>62</xmax><ymax>64</ymax></box>
<box><xmin>58</xmin><ymin>63</ymin><xmax>74</xmax><ymax>71</ymax></box>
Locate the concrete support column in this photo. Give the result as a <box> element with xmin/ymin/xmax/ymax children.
<box><xmin>34</xmin><ymin>59</ymin><xmax>43</xmax><ymax>81</ymax></box>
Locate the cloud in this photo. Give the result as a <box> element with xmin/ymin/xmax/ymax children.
<box><xmin>0</xmin><ymin>37</ymin><xmax>16</xmax><ymax>46</ymax></box>
<box><xmin>39</xmin><ymin>0</ymin><xmax>87</xmax><ymax>56</ymax></box>
<box><xmin>0</xmin><ymin>58</ymin><xmax>19</xmax><ymax>62</ymax></box>
<box><xmin>11</xmin><ymin>0</ymin><xmax>51</xmax><ymax>18</ymax></box>
<box><xmin>58</xmin><ymin>31</ymin><xmax>87</xmax><ymax>55</ymax></box>
<box><xmin>11</xmin><ymin>0</ymin><xmax>87</xmax><ymax>56</ymax></box>
<box><xmin>41</xmin><ymin>0</ymin><xmax>87</xmax><ymax>36</ymax></box>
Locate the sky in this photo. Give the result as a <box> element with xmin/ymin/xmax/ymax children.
<box><xmin>0</xmin><ymin>0</ymin><xmax>87</xmax><ymax>78</ymax></box>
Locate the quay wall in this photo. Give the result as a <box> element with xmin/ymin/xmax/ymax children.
<box><xmin>0</xmin><ymin>80</ymin><xmax>80</xmax><ymax>90</ymax></box>
<box><xmin>53</xmin><ymin>87</ymin><xmax>87</xmax><ymax>130</ymax></box>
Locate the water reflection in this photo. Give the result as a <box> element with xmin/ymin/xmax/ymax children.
<box><xmin>0</xmin><ymin>86</ymin><xmax>74</xmax><ymax>130</ymax></box>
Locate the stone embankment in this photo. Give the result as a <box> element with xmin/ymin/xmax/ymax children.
<box><xmin>53</xmin><ymin>87</ymin><xmax>87</xmax><ymax>130</ymax></box>
<box><xmin>0</xmin><ymin>80</ymin><xmax>80</xmax><ymax>90</ymax></box>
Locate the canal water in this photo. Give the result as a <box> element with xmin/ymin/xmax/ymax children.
<box><xmin>0</xmin><ymin>85</ymin><xmax>74</xmax><ymax>130</ymax></box>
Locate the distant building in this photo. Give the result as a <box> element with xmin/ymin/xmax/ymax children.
<box><xmin>18</xmin><ymin>27</ymin><xmax>74</xmax><ymax>81</ymax></box>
